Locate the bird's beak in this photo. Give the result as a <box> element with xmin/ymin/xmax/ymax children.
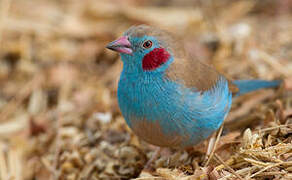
<box><xmin>106</xmin><ymin>36</ymin><xmax>133</xmax><ymax>55</ymax></box>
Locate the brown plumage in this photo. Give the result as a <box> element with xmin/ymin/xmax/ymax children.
<box><xmin>131</xmin><ymin>116</ymin><xmax>186</xmax><ymax>147</ymax></box>
<box><xmin>165</xmin><ymin>57</ymin><xmax>221</xmax><ymax>91</ymax></box>
<box><xmin>125</xmin><ymin>25</ymin><xmax>237</xmax><ymax>92</ymax></box>
<box><xmin>125</xmin><ymin>25</ymin><xmax>186</xmax><ymax>58</ymax></box>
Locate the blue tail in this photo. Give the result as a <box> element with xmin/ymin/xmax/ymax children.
<box><xmin>233</xmin><ymin>79</ymin><xmax>281</xmax><ymax>96</ymax></box>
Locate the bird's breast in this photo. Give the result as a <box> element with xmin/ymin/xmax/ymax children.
<box><xmin>117</xmin><ymin>73</ymin><xmax>232</xmax><ymax>148</ymax></box>
<box><xmin>118</xmin><ymin>73</ymin><xmax>188</xmax><ymax>147</ymax></box>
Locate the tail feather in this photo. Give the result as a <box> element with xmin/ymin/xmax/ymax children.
<box><xmin>233</xmin><ymin>79</ymin><xmax>281</xmax><ymax>96</ymax></box>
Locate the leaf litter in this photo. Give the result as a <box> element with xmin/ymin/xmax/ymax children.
<box><xmin>0</xmin><ymin>0</ymin><xmax>291</xmax><ymax>179</ymax></box>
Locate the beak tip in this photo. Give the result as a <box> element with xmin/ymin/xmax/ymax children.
<box><xmin>105</xmin><ymin>45</ymin><xmax>112</xmax><ymax>50</ymax></box>
<box><xmin>106</xmin><ymin>42</ymin><xmax>114</xmax><ymax>50</ymax></box>
<box><xmin>106</xmin><ymin>36</ymin><xmax>132</xmax><ymax>54</ymax></box>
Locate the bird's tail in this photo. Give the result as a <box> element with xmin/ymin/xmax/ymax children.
<box><xmin>233</xmin><ymin>79</ymin><xmax>281</xmax><ymax>96</ymax></box>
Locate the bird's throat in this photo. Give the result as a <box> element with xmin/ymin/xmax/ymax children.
<box><xmin>142</xmin><ymin>48</ymin><xmax>171</xmax><ymax>71</ymax></box>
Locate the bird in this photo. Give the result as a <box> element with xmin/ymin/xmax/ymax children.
<box><xmin>106</xmin><ymin>25</ymin><xmax>281</xmax><ymax>149</ymax></box>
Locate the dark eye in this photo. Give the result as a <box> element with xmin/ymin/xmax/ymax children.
<box><xmin>143</xmin><ymin>40</ymin><xmax>152</xmax><ymax>49</ymax></box>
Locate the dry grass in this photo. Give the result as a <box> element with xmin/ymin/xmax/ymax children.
<box><xmin>0</xmin><ymin>0</ymin><xmax>292</xmax><ymax>179</ymax></box>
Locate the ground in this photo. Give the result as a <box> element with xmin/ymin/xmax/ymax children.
<box><xmin>0</xmin><ymin>0</ymin><xmax>291</xmax><ymax>179</ymax></box>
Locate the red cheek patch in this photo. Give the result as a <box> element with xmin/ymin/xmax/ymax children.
<box><xmin>142</xmin><ymin>48</ymin><xmax>170</xmax><ymax>71</ymax></box>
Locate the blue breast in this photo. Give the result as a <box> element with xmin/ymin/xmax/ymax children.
<box><xmin>117</xmin><ymin>70</ymin><xmax>232</xmax><ymax>148</ymax></box>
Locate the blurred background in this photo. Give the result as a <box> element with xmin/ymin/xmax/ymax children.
<box><xmin>0</xmin><ymin>0</ymin><xmax>292</xmax><ymax>179</ymax></box>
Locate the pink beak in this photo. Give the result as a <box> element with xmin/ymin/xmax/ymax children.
<box><xmin>106</xmin><ymin>36</ymin><xmax>133</xmax><ymax>55</ymax></box>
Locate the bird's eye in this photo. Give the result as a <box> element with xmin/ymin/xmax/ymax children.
<box><xmin>143</xmin><ymin>40</ymin><xmax>152</xmax><ymax>49</ymax></box>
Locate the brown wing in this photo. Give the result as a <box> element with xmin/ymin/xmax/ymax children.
<box><xmin>165</xmin><ymin>55</ymin><xmax>240</xmax><ymax>93</ymax></box>
<box><xmin>165</xmin><ymin>55</ymin><xmax>223</xmax><ymax>91</ymax></box>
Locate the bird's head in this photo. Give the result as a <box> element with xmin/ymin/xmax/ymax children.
<box><xmin>106</xmin><ymin>25</ymin><xmax>183</xmax><ymax>74</ymax></box>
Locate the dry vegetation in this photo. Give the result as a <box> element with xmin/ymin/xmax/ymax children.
<box><xmin>0</xmin><ymin>0</ymin><xmax>292</xmax><ymax>179</ymax></box>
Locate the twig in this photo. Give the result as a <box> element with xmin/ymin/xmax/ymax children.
<box><xmin>258</xmin><ymin>124</ymin><xmax>292</xmax><ymax>133</ymax></box>
<box><xmin>41</xmin><ymin>158</ymin><xmax>58</xmax><ymax>177</ymax></box>
<box><xmin>215</xmin><ymin>156</ymin><xmax>237</xmax><ymax>171</ymax></box>
<box><xmin>244</xmin><ymin>158</ymin><xmax>270</xmax><ymax>167</ymax></box>
<box><xmin>214</xmin><ymin>153</ymin><xmax>244</xmax><ymax>180</ymax></box>
<box><xmin>204</xmin><ymin>124</ymin><xmax>224</xmax><ymax>166</ymax></box>
<box><xmin>219</xmin><ymin>166</ymin><xmax>258</xmax><ymax>180</ymax></box>
<box><xmin>248</xmin><ymin>162</ymin><xmax>284</xmax><ymax>178</ymax></box>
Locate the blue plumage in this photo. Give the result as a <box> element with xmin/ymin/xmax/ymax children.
<box><xmin>233</xmin><ymin>80</ymin><xmax>281</xmax><ymax>96</ymax></box>
<box><xmin>118</xmin><ymin>63</ymin><xmax>232</xmax><ymax>147</ymax></box>
<box><xmin>106</xmin><ymin>25</ymin><xmax>281</xmax><ymax>148</ymax></box>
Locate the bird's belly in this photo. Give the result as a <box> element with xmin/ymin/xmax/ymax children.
<box><xmin>117</xmin><ymin>75</ymin><xmax>232</xmax><ymax>148</ymax></box>
<box><xmin>120</xmin><ymin>96</ymin><xmax>216</xmax><ymax>148</ymax></box>
<box><xmin>130</xmin><ymin>117</ymin><xmax>187</xmax><ymax>147</ymax></box>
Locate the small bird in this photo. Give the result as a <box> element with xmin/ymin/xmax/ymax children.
<box><xmin>106</xmin><ymin>25</ymin><xmax>281</xmax><ymax>148</ymax></box>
